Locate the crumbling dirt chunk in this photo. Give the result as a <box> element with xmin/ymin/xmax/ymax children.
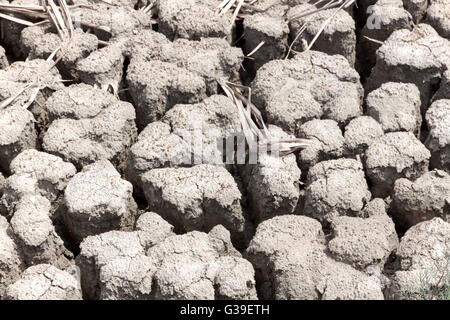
<box><xmin>239</xmin><ymin>125</ymin><xmax>301</xmax><ymax>223</ymax></box>
<box><xmin>0</xmin><ymin>106</ymin><xmax>37</xmax><ymax>175</ymax></box>
<box><xmin>245</xmin><ymin>215</ymin><xmax>384</xmax><ymax>299</ymax></box>
<box><xmin>358</xmin><ymin>0</ymin><xmax>413</xmax><ymax>70</ymax></box>
<box><xmin>243</xmin><ymin>14</ymin><xmax>289</xmax><ymax>73</ymax></box>
<box><xmin>126</xmin><ymin>31</ymin><xmax>243</xmax><ymax>128</ymax></box>
<box><xmin>42</xmin><ymin>84</ymin><xmax>137</xmax><ymax>171</ymax></box>
<box><xmin>141</xmin><ymin>164</ymin><xmax>250</xmax><ymax>246</ymax></box>
<box><xmin>391</xmin><ymin>170</ymin><xmax>450</xmax><ymax>229</ymax></box>
<box><xmin>167</xmin><ymin>38</ymin><xmax>243</xmax><ymax>94</ymax></box>
<box><xmin>62</xmin><ymin>160</ymin><xmax>138</xmax><ymax>242</ymax></box>
<box><xmin>344</xmin><ymin>116</ymin><xmax>384</xmax><ymax>156</ymax></box>
<box><xmin>21</xmin><ymin>24</ymin><xmax>98</xmax><ymax>78</ymax></box>
<box><xmin>297</xmin><ymin>119</ymin><xmax>345</xmax><ymax>171</ymax></box>
<box><xmin>135</xmin><ymin>212</ymin><xmax>175</xmax><ymax>250</ymax></box>
<box><xmin>248</xmin><ymin>0</ymin><xmax>299</xmax><ymax>15</ymax></box>
<box><xmin>387</xmin><ymin>218</ymin><xmax>450</xmax><ymax>299</ymax></box>
<box><xmin>147</xmin><ymin>226</ymin><xmax>257</xmax><ymax>300</ymax></box>
<box><xmin>0</xmin><ymin>174</ymin><xmax>38</xmax><ymax>218</ymax></box>
<box><xmin>425</xmin><ymin>99</ymin><xmax>450</xmax><ymax>171</ymax></box>
<box><xmin>98</xmin><ymin>254</ymin><xmax>155</xmax><ymax>300</ymax></box>
<box><xmin>9</xmin><ymin>149</ymin><xmax>76</xmax><ymax>203</ymax></box>
<box><xmin>366</xmin><ymin>82</ymin><xmax>422</xmax><ymax>133</ymax></box>
<box><xmin>0</xmin><ymin>58</ymin><xmax>62</xmax><ymax>109</ymax></box>
<box><xmin>240</xmin><ymin>1</ymin><xmax>321</xmax><ymax>72</ymax></box>
<box><xmin>328</xmin><ymin>199</ymin><xmax>399</xmax><ymax>269</ymax></box>
<box><xmin>155</xmin><ymin>0</ymin><xmax>233</xmax><ymax>42</ymax></box>
<box><xmin>74</xmin><ymin>0</ymin><xmax>138</xmax><ymax>9</ymax></box>
<box><xmin>0</xmin><ymin>216</ymin><xmax>24</xmax><ymax>297</ymax></box>
<box><xmin>0</xmin><ymin>58</ymin><xmax>63</xmax><ymax>136</ymax></box>
<box><xmin>75</xmin><ymin>230</ymin><xmax>146</xmax><ymax>300</ymax></box>
<box><xmin>251</xmin><ymin>51</ymin><xmax>363</xmax><ymax>132</ymax></box>
<box><xmin>9</xmin><ymin>195</ymin><xmax>72</xmax><ymax>269</ymax></box>
<box><xmin>72</xmin><ymin>2</ymin><xmax>152</xmax><ymax>41</ymax></box>
<box><xmin>288</xmin><ymin>4</ymin><xmax>356</xmax><ymax>66</ymax></box>
<box><xmin>76</xmin><ymin>42</ymin><xmax>124</xmax><ymax>93</ymax></box>
<box><xmin>366</xmin><ymin>24</ymin><xmax>450</xmax><ymax>111</ymax></box>
<box><xmin>125</xmin><ymin>122</ymin><xmax>188</xmax><ymax>193</ymax></box>
<box><xmin>97</xmin><ymin>0</ymin><xmax>140</xmax><ymax>8</ymax></box>
<box><xmin>77</xmin><ymin>225</ymin><xmax>256</xmax><ymax>300</ymax></box>
<box><xmin>0</xmin><ymin>59</ymin><xmax>62</xmax><ymax>169</ymax></box>
<box><xmin>0</xmin><ymin>0</ymin><xmax>40</xmax><ymax>57</ymax></box>
<box><xmin>4</xmin><ymin>264</ymin><xmax>82</xmax><ymax>300</ymax></box>
<box><xmin>44</xmin><ymin>83</ymin><xmax>116</xmax><ymax>121</ymax></box>
<box><xmin>2</xmin><ymin>0</ymin><xmax>450</xmax><ymax>301</ymax></box>
<box><xmin>127</xmin><ymin>58</ymin><xmax>206</xmax><ymax>130</ymax></box>
<box><xmin>426</xmin><ymin>0</ymin><xmax>450</xmax><ymax>39</ymax></box>
<box><xmin>303</xmin><ymin>159</ymin><xmax>371</xmax><ymax>222</ymax></box>
<box><xmin>125</xmin><ymin>95</ymin><xmax>241</xmax><ymax>193</ymax></box>
<box><xmin>0</xmin><ymin>150</ymin><xmax>75</xmax><ymax>219</ymax></box>
<box><xmin>364</xmin><ymin>132</ymin><xmax>431</xmax><ymax>198</ymax></box>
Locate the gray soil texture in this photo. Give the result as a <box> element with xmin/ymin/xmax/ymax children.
<box><xmin>0</xmin><ymin>0</ymin><xmax>449</xmax><ymax>301</ymax></box>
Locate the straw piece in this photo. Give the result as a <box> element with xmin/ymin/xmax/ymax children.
<box><xmin>0</xmin><ymin>12</ymin><xmax>34</xmax><ymax>26</ymax></box>
<box><xmin>220</xmin><ymin>82</ymin><xmax>310</xmax><ymax>157</ymax></box>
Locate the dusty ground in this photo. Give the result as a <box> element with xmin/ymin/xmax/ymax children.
<box><xmin>0</xmin><ymin>0</ymin><xmax>449</xmax><ymax>300</ymax></box>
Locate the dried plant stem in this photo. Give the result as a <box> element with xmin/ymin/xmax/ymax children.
<box><xmin>217</xmin><ymin>0</ymin><xmax>258</xmax><ymax>22</ymax></box>
<box><xmin>287</xmin><ymin>0</ymin><xmax>356</xmax><ymax>55</ymax></box>
<box><xmin>0</xmin><ymin>1</ymin><xmax>72</xmax><ymax>110</ymax></box>
<box><xmin>221</xmin><ymin>82</ymin><xmax>310</xmax><ymax>157</ymax></box>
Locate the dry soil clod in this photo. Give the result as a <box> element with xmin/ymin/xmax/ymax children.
<box><xmin>390</xmin><ymin>169</ymin><xmax>450</xmax><ymax>230</ymax></box>
<box><xmin>366</xmin><ymin>24</ymin><xmax>450</xmax><ymax>113</ymax></box>
<box><xmin>141</xmin><ymin>164</ymin><xmax>252</xmax><ymax>247</ymax></box>
<box><xmin>303</xmin><ymin>158</ymin><xmax>371</xmax><ymax>222</ymax></box>
<box><xmin>425</xmin><ymin>0</ymin><xmax>450</xmax><ymax>40</ymax></box>
<box><xmin>245</xmin><ymin>215</ymin><xmax>384</xmax><ymax>299</ymax></box>
<box><xmin>42</xmin><ymin>83</ymin><xmax>137</xmax><ymax>171</ymax></box>
<box><xmin>425</xmin><ymin>99</ymin><xmax>450</xmax><ymax>171</ymax></box>
<box><xmin>4</xmin><ymin>264</ymin><xmax>82</xmax><ymax>300</ymax></box>
<box><xmin>62</xmin><ymin>160</ymin><xmax>138</xmax><ymax>243</ymax></box>
<box><xmin>251</xmin><ymin>50</ymin><xmax>363</xmax><ymax>133</ymax></box>
<box><xmin>1</xmin><ymin>0</ymin><xmax>449</xmax><ymax>301</ymax></box>
<box><xmin>365</xmin><ymin>82</ymin><xmax>422</xmax><ymax>134</ymax></box>
<box><xmin>364</xmin><ymin>131</ymin><xmax>431</xmax><ymax>198</ymax></box>
<box><xmin>387</xmin><ymin>218</ymin><xmax>450</xmax><ymax>299</ymax></box>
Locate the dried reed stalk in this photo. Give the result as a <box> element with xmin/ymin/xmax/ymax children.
<box><xmin>221</xmin><ymin>81</ymin><xmax>310</xmax><ymax>157</ymax></box>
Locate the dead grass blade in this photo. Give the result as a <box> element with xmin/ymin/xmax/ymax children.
<box><xmin>0</xmin><ymin>82</ymin><xmax>34</xmax><ymax>109</ymax></box>
<box><xmin>47</xmin><ymin>0</ymin><xmax>69</xmax><ymax>39</ymax></box>
<box><xmin>0</xmin><ymin>3</ymin><xmax>45</xmax><ymax>11</ymax></box>
<box><xmin>22</xmin><ymin>85</ymin><xmax>40</xmax><ymax>109</ymax></box>
<box><xmin>0</xmin><ymin>0</ymin><xmax>75</xmax><ymax>39</ymax></box>
<box><xmin>246</xmin><ymin>40</ymin><xmax>264</xmax><ymax>58</ymax></box>
<box><xmin>141</xmin><ymin>1</ymin><xmax>155</xmax><ymax>13</ymax></box>
<box><xmin>217</xmin><ymin>0</ymin><xmax>258</xmax><ymax>23</ymax></box>
<box><xmin>0</xmin><ymin>12</ymin><xmax>34</xmax><ymax>26</ymax></box>
<box><xmin>221</xmin><ymin>82</ymin><xmax>310</xmax><ymax>157</ymax></box>
<box><xmin>96</xmin><ymin>0</ymin><xmax>113</xmax><ymax>4</ymax></box>
<box><xmin>58</xmin><ymin>0</ymin><xmax>74</xmax><ymax>37</ymax></box>
<box><xmin>77</xmin><ymin>20</ymin><xmax>111</xmax><ymax>33</ymax></box>
<box><xmin>362</xmin><ymin>35</ymin><xmax>384</xmax><ymax>45</ymax></box>
<box><xmin>0</xmin><ymin>0</ymin><xmax>74</xmax><ymax>93</ymax></box>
